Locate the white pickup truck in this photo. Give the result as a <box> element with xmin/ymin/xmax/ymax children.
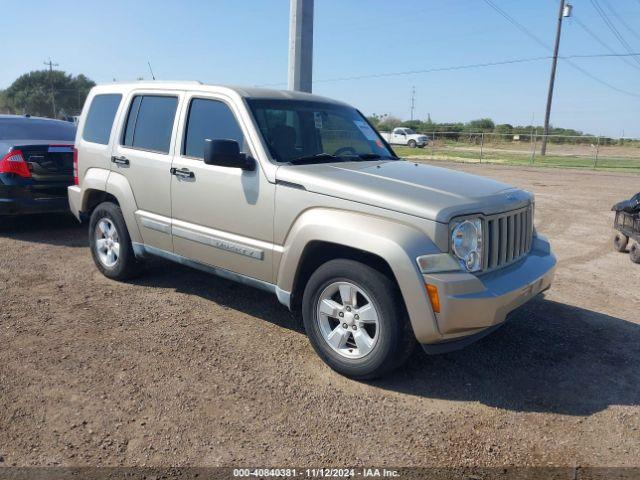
<box><xmin>380</xmin><ymin>127</ymin><xmax>429</xmax><ymax>148</ymax></box>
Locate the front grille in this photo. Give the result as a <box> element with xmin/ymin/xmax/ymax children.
<box><xmin>483</xmin><ymin>204</ymin><xmax>534</xmax><ymax>271</ymax></box>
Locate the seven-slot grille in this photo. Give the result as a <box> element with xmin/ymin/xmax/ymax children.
<box><xmin>483</xmin><ymin>204</ymin><xmax>534</xmax><ymax>271</ymax></box>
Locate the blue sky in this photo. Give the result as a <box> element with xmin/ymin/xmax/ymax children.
<box><xmin>2</xmin><ymin>0</ymin><xmax>639</xmax><ymax>137</ymax></box>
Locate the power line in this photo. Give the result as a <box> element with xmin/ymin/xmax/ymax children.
<box><xmin>482</xmin><ymin>0</ymin><xmax>640</xmax><ymax>97</ymax></box>
<box><xmin>600</xmin><ymin>0</ymin><xmax>640</xmax><ymax>43</ymax></box>
<box><xmin>589</xmin><ymin>0</ymin><xmax>640</xmax><ymax>69</ymax></box>
<box><xmin>573</xmin><ymin>15</ymin><xmax>640</xmax><ymax>71</ymax></box>
<box><xmin>257</xmin><ymin>53</ymin><xmax>640</xmax><ymax>88</ymax></box>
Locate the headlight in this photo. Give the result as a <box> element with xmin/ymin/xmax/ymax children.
<box><xmin>451</xmin><ymin>218</ymin><xmax>483</xmax><ymax>272</ymax></box>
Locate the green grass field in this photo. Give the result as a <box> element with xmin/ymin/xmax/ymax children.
<box><xmin>393</xmin><ymin>145</ymin><xmax>640</xmax><ymax>172</ymax></box>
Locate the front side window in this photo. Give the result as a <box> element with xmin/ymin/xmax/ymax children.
<box><xmin>183</xmin><ymin>98</ymin><xmax>245</xmax><ymax>159</ymax></box>
<box><xmin>122</xmin><ymin>95</ymin><xmax>177</xmax><ymax>154</ymax></box>
<box><xmin>82</xmin><ymin>94</ymin><xmax>122</xmax><ymax>144</ymax></box>
<box><xmin>247</xmin><ymin>99</ymin><xmax>395</xmax><ymax>164</ymax></box>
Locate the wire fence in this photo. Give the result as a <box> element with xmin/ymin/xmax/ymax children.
<box><xmin>397</xmin><ymin>132</ymin><xmax>640</xmax><ymax>170</ymax></box>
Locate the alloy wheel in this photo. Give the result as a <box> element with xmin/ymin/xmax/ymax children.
<box><xmin>316</xmin><ymin>281</ymin><xmax>380</xmax><ymax>359</ymax></box>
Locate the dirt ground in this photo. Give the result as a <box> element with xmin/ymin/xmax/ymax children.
<box><xmin>1</xmin><ymin>162</ymin><xmax>639</xmax><ymax>469</ymax></box>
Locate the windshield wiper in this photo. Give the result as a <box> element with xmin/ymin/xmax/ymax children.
<box><xmin>356</xmin><ymin>153</ymin><xmax>382</xmax><ymax>160</ymax></box>
<box><xmin>289</xmin><ymin>153</ymin><xmax>340</xmax><ymax>165</ymax></box>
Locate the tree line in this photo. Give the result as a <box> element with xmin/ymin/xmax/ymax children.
<box><xmin>0</xmin><ymin>70</ymin><xmax>95</xmax><ymax>119</ymax></box>
<box><xmin>365</xmin><ymin>113</ymin><xmax>619</xmax><ymax>145</ymax></box>
<box><xmin>0</xmin><ymin>70</ymin><xmax>627</xmax><ymax>145</ymax></box>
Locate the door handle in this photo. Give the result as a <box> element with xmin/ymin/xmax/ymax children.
<box><xmin>170</xmin><ymin>167</ymin><xmax>195</xmax><ymax>179</ymax></box>
<box><xmin>111</xmin><ymin>155</ymin><xmax>130</xmax><ymax>166</ymax></box>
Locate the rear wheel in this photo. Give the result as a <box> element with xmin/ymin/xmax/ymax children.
<box><xmin>408</xmin><ymin>139</ymin><xmax>417</xmax><ymax>148</ymax></box>
<box><xmin>630</xmin><ymin>243</ymin><xmax>640</xmax><ymax>264</ymax></box>
<box><xmin>302</xmin><ymin>259</ymin><xmax>414</xmax><ymax>379</ymax></box>
<box><xmin>613</xmin><ymin>232</ymin><xmax>629</xmax><ymax>252</ymax></box>
<box><xmin>89</xmin><ymin>202</ymin><xmax>142</xmax><ymax>280</ymax></box>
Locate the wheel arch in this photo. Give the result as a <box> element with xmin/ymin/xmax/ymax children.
<box><xmin>290</xmin><ymin>241</ymin><xmax>396</xmax><ymax>312</ymax></box>
<box><xmin>276</xmin><ymin>208</ymin><xmax>442</xmax><ymax>343</ymax></box>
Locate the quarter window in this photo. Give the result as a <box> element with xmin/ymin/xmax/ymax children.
<box><xmin>82</xmin><ymin>94</ymin><xmax>122</xmax><ymax>145</ymax></box>
<box><xmin>183</xmin><ymin>98</ymin><xmax>245</xmax><ymax>159</ymax></box>
<box><xmin>122</xmin><ymin>95</ymin><xmax>178</xmax><ymax>154</ymax></box>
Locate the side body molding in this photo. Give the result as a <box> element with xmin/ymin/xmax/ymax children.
<box><xmin>276</xmin><ymin>208</ymin><xmax>443</xmax><ymax>344</ymax></box>
<box><xmin>105</xmin><ymin>171</ymin><xmax>143</xmax><ymax>244</ymax></box>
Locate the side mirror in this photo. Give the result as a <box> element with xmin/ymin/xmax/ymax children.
<box><xmin>203</xmin><ymin>139</ymin><xmax>255</xmax><ymax>171</ymax></box>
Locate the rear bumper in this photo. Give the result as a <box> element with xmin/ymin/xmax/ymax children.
<box><xmin>0</xmin><ymin>179</ymin><xmax>71</xmax><ymax>216</ymax></box>
<box><xmin>420</xmin><ymin>235</ymin><xmax>556</xmax><ymax>352</ymax></box>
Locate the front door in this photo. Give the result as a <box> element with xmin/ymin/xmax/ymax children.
<box><xmin>110</xmin><ymin>92</ymin><xmax>181</xmax><ymax>252</ymax></box>
<box><xmin>170</xmin><ymin>95</ymin><xmax>275</xmax><ymax>282</ymax></box>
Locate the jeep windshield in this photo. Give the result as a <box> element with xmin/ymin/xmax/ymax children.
<box><xmin>247</xmin><ymin>99</ymin><xmax>397</xmax><ymax>164</ymax></box>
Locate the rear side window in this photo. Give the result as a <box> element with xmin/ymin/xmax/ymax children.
<box><xmin>183</xmin><ymin>98</ymin><xmax>245</xmax><ymax>159</ymax></box>
<box><xmin>82</xmin><ymin>94</ymin><xmax>122</xmax><ymax>144</ymax></box>
<box><xmin>122</xmin><ymin>95</ymin><xmax>177</xmax><ymax>154</ymax></box>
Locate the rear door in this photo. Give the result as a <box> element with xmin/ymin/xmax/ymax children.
<box><xmin>110</xmin><ymin>91</ymin><xmax>182</xmax><ymax>252</ymax></box>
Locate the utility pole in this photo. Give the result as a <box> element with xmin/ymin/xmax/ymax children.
<box><xmin>288</xmin><ymin>0</ymin><xmax>314</xmax><ymax>93</ymax></box>
<box><xmin>44</xmin><ymin>58</ymin><xmax>59</xmax><ymax>118</ymax></box>
<box><xmin>541</xmin><ymin>1</ymin><xmax>572</xmax><ymax>156</ymax></box>
<box><xmin>410</xmin><ymin>86</ymin><xmax>416</xmax><ymax>121</ymax></box>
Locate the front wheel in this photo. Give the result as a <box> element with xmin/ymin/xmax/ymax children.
<box><xmin>89</xmin><ymin>202</ymin><xmax>142</xmax><ymax>280</ymax></box>
<box><xmin>302</xmin><ymin>259</ymin><xmax>414</xmax><ymax>379</ymax></box>
<box><xmin>408</xmin><ymin>140</ymin><xmax>417</xmax><ymax>148</ymax></box>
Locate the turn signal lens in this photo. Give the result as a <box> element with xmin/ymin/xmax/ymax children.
<box><xmin>426</xmin><ymin>284</ymin><xmax>440</xmax><ymax>313</ymax></box>
<box><xmin>73</xmin><ymin>147</ymin><xmax>79</xmax><ymax>185</ymax></box>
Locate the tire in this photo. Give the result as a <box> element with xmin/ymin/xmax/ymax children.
<box><xmin>408</xmin><ymin>140</ymin><xmax>417</xmax><ymax>148</ymax></box>
<box><xmin>89</xmin><ymin>202</ymin><xmax>142</xmax><ymax>280</ymax></box>
<box><xmin>302</xmin><ymin>259</ymin><xmax>415</xmax><ymax>379</ymax></box>
<box><xmin>613</xmin><ymin>232</ymin><xmax>629</xmax><ymax>252</ymax></box>
<box><xmin>630</xmin><ymin>243</ymin><xmax>640</xmax><ymax>264</ymax></box>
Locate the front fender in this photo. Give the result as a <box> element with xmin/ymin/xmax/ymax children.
<box><xmin>277</xmin><ymin>208</ymin><xmax>443</xmax><ymax>343</ymax></box>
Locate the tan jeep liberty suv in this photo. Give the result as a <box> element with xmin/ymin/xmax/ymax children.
<box><xmin>68</xmin><ymin>82</ymin><xmax>556</xmax><ymax>379</ymax></box>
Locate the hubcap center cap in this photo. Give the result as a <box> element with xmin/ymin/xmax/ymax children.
<box><xmin>343</xmin><ymin>311</ymin><xmax>355</xmax><ymax>326</ymax></box>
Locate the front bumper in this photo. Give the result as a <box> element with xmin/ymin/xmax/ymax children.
<box><xmin>421</xmin><ymin>235</ymin><xmax>556</xmax><ymax>352</ymax></box>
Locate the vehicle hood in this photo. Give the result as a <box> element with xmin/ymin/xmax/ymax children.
<box><xmin>275</xmin><ymin>160</ymin><xmax>533</xmax><ymax>223</ymax></box>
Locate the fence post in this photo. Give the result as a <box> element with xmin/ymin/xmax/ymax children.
<box><xmin>593</xmin><ymin>136</ymin><xmax>600</xmax><ymax>169</ymax></box>
<box><xmin>479</xmin><ymin>132</ymin><xmax>484</xmax><ymax>163</ymax></box>
<box><xmin>431</xmin><ymin>131</ymin><xmax>435</xmax><ymax>160</ymax></box>
<box><xmin>530</xmin><ymin>131</ymin><xmax>537</xmax><ymax>165</ymax></box>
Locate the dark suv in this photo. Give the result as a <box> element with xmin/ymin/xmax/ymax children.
<box><xmin>0</xmin><ymin>115</ymin><xmax>76</xmax><ymax>218</ymax></box>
